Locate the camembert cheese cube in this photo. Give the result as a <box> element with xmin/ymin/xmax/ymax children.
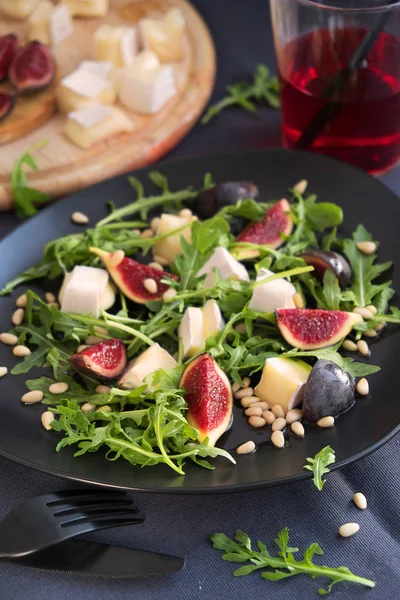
<box><xmin>60</xmin><ymin>266</ymin><xmax>109</xmax><ymax>318</ymax></box>
<box><xmin>57</xmin><ymin>69</ymin><xmax>116</xmax><ymax>114</ymax></box>
<box><xmin>61</xmin><ymin>0</ymin><xmax>109</xmax><ymax>18</ymax></box>
<box><xmin>77</xmin><ymin>60</ymin><xmax>113</xmax><ymax>80</ymax></box>
<box><xmin>94</xmin><ymin>25</ymin><xmax>138</xmax><ymax>68</ymax></box>
<box><xmin>118</xmin><ymin>344</ymin><xmax>177</xmax><ymax>391</ymax></box>
<box><xmin>0</xmin><ymin>0</ymin><xmax>40</xmax><ymax>19</ymax></box>
<box><xmin>28</xmin><ymin>1</ymin><xmax>73</xmax><ymax>46</ymax></box>
<box><xmin>65</xmin><ymin>104</ymin><xmax>135</xmax><ymax>149</ymax></box>
<box><xmin>140</xmin><ymin>8</ymin><xmax>186</xmax><ymax>62</ymax></box>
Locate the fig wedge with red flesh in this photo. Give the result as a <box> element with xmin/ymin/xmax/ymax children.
<box><xmin>234</xmin><ymin>198</ymin><xmax>293</xmax><ymax>260</ymax></box>
<box><xmin>275</xmin><ymin>308</ymin><xmax>362</xmax><ymax>350</ymax></box>
<box><xmin>180</xmin><ymin>353</ymin><xmax>233</xmax><ymax>447</ymax></box>
<box><xmin>298</xmin><ymin>249</ymin><xmax>352</xmax><ymax>288</ymax></box>
<box><xmin>90</xmin><ymin>248</ymin><xmax>178</xmax><ymax>304</ymax></box>
<box><xmin>9</xmin><ymin>41</ymin><xmax>55</xmax><ymax>92</ymax></box>
<box><xmin>0</xmin><ymin>34</ymin><xmax>18</xmax><ymax>82</ymax></box>
<box><xmin>0</xmin><ymin>91</ymin><xmax>16</xmax><ymax>121</ymax></box>
<box><xmin>69</xmin><ymin>338</ymin><xmax>127</xmax><ymax>381</ymax></box>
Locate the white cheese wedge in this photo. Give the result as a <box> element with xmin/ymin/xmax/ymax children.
<box><xmin>118</xmin><ymin>343</ymin><xmax>177</xmax><ymax>391</ymax></box>
<box><xmin>152</xmin><ymin>212</ymin><xmax>192</xmax><ymax>265</ymax></box>
<box><xmin>61</xmin><ymin>0</ymin><xmax>109</xmax><ymax>18</ymax></box>
<box><xmin>28</xmin><ymin>1</ymin><xmax>73</xmax><ymax>46</ymax></box>
<box><xmin>59</xmin><ymin>271</ymin><xmax>115</xmax><ymax>310</ymax></box>
<box><xmin>203</xmin><ymin>299</ymin><xmax>224</xmax><ymax>339</ymax></box>
<box><xmin>179</xmin><ymin>307</ymin><xmax>205</xmax><ymax>358</ymax></box>
<box><xmin>94</xmin><ymin>25</ymin><xmax>138</xmax><ymax>68</ymax></box>
<box><xmin>254</xmin><ymin>357</ymin><xmax>312</xmax><ymax>413</ymax></box>
<box><xmin>65</xmin><ymin>105</ymin><xmax>135</xmax><ymax>149</ymax></box>
<box><xmin>197</xmin><ymin>247</ymin><xmax>250</xmax><ymax>288</ymax></box>
<box><xmin>57</xmin><ymin>69</ymin><xmax>116</xmax><ymax>114</ymax></box>
<box><xmin>77</xmin><ymin>60</ymin><xmax>113</xmax><ymax>80</ymax></box>
<box><xmin>140</xmin><ymin>8</ymin><xmax>186</xmax><ymax>62</ymax></box>
<box><xmin>0</xmin><ymin>0</ymin><xmax>40</xmax><ymax>19</ymax></box>
<box><xmin>60</xmin><ymin>266</ymin><xmax>109</xmax><ymax>318</ymax></box>
<box><xmin>119</xmin><ymin>50</ymin><xmax>176</xmax><ymax>115</ymax></box>
<box><xmin>249</xmin><ymin>268</ymin><xmax>296</xmax><ymax>313</ymax></box>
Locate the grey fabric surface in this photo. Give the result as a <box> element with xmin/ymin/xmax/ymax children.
<box><xmin>0</xmin><ymin>0</ymin><xmax>399</xmax><ymax>598</ymax></box>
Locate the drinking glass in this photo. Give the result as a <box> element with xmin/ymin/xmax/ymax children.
<box><xmin>269</xmin><ymin>0</ymin><xmax>400</xmax><ymax>174</ymax></box>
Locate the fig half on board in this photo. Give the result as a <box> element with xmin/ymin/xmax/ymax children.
<box><xmin>69</xmin><ymin>338</ymin><xmax>127</xmax><ymax>381</ymax></box>
<box><xmin>0</xmin><ymin>91</ymin><xmax>16</xmax><ymax>121</ymax></box>
<box><xmin>0</xmin><ymin>34</ymin><xmax>18</xmax><ymax>81</ymax></box>
<box><xmin>9</xmin><ymin>41</ymin><xmax>55</xmax><ymax>92</ymax></box>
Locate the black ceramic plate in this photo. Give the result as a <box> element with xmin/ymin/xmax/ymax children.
<box><xmin>0</xmin><ymin>149</ymin><xmax>399</xmax><ymax>494</ymax></box>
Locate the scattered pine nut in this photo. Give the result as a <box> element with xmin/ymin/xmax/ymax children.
<box><xmin>293</xmin><ymin>292</ymin><xmax>304</xmax><ymax>309</ymax></box>
<box><xmin>356</xmin><ymin>241</ymin><xmax>376</xmax><ymax>255</ymax></box>
<box><xmin>150</xmin><ymin>217</ymin><xmax>160</xmax><ymax>232</ymax></box>
<box><xmin>81</xmin><ymin>402</ymin><xmax>96</xmax><ymax>414</ymax></box>
<box><xmin>232</xmin><ymin>382</ymin><xmax>241</xmax><ymax>393</ymax></box>
<box><xmin>110</xmin><ymin>250</ymin><xmax>125</xmax><ymax>267</ymax></box>
<box><xmin>234</xmin><ymin>387</ymin><xmax>254</xmax><ymax>400</ymax></box>
<box><xmin>49</xmin><ymin>382</ymin><xmax>69</xmax><ymax>395</ymax></box>
<box><xmin>95</xmin><ymin>405</ymin><xmax>112</xmax><ymax>413</ymax></box>
<box><xmin>77</xmin><ymin>345</ymin><xmax>89</xmax><ymax>353</ymax></box>
<box><xmin>271</xmin><ymin>430</ymin><xmax>285</xmax><ymax>448</ymax></box>
<box><xmin>236</xmin><ymin>440</ymin><xmax>256</xmax><ymax>455</ymax></box>
<box><xmin>93</xmin><ymin>325</ymin><xmax>108</xmax><ymax>335</ymax></box>
<box><xmin>342</xmin><ymin>339</ymin><xmax>357</xmax><ymax>352</ymax></box>
<box><xmin>271</xmin><ymin>417</ymin><xmax>286</xmax><ymax>432</ymax></box>
<box><xmin>71</xmin><ymin>211</ymin><xmax>89</xmax><ymax>225</ymax></box>
<box><xmin>141</xmin><ymin>228</ymin><xmax>153</xmax><ymax>239</ymax></box>
<box><xmin>13</xmin><ymin>345</ymin><xmax>31</xmax><ymax>357</ymax></box>
<box><xmin>353</xmin><ymin>307</ymin><xmax>374</xmax><ymax>319</ymax></box>
<box><xmin>317</xmin><ymin>416</ymin><xmax>335</xmax><ymax>428</ymax></box>
<box><xmin>12</xmin><ymin>308</ymin><xmax>24</xmax><ymax>326</ymax></box>
<box><xmin>357</xmin><ymin>339</ymin><xmax>370</xmax><ymax>357</ymax></box>
<box><xmin>245</xmin><ymin>406</ymin><xmax>263</xmax><ymax>417</ymax></box>
<box><xmin>365</xmin><ymin>305</ymin><xmax>377</xmax><ymax>315</ymax></box>
<box><xmin>374</xmin><ymin>322</ymin><xmax>385</xmax><ymax>332</ymax></box>
<box><xmin>144</xmin><ymin>278</ymin><xmax>158</xmax><ymax>294</ymax></box>
<box><xmin>356</xmin><ymin>378</ymin><xmax>369</xmax><ymax>396</ymax></box>
<box><xmin>149</xmin><ymin>261</ymin><xmax>163</xmax><ymax>271</ymax></box>
<box><xmin>353</xmin><ymin>492</ymin><xmax>367</xmax><ymax>510</ymax></box>
<box><xmin>22</xmin><ymin>390</ymin><xmax>44</xmax><ymax>404</ymax></box>
<box><xmin>0</xmin><ymin>366</ymin><xmax>7</xmax><ymax>378</ymax></box>
<box><xmin>235</xmin><ymin>323</ymin><xmax>246</xmax><ymax>335</ymax></box>
<box><xmin>293</xmin><ymin>179</ymin><xmax>308</xmax><ymax>195</ymax></box>
<box><xmin>96</xmin><ymin>384</ymin><xmax>111</xmax><ymax>394</ymax></box>
<box><xmin>47</xmin><ymin>302</ymin><xmax>59</xmax><ymax>309</ymax></box>
<box><xmin>271</xmin><ymin>404</ymin><xmax>285</xmax><ymax>418</ymax></box>
<box><xmin>240</xmin><ymin>396</ymin><xmax>260</xmax><ymax>408</ymax></box>
<box><xmin>291</xmin><ymin>421</ymin><xmax>305</xmax><ymax>437</ymax></box>
<box><xmin>242</xmin><ymin>376</ymin><xmax>251</xmax><ymax>388</ymax></box>
<box><xmin>153</xmin><ymin>254</ymin><xmax>169</xmax><ymax>266</ymax></box>
<box><xmin>248</xmin><ymin>415</ymin><xmax>266</xmax><ymax>428</ymax></box>
<box><xmin>339</xmin><ymin>522</ymin><xmax>360</xmax><ymax>538</ymax></box>
<box><xmin>163</xmin><ymin>288</ymin><xmax>177</xmax><ymax>302</ymax></box>
<box><xmin>16</xmin><ymin>293</ymin><xmax>27</xmax><ymax>308</ymax></box>
<box><xmin>179</xmin><ymin>208</ymin><xmax>193</xmax><ymax>219</ymax></box>
<box><xmin>286</xmin><ymin>408</ymin><xmax>303</xmax><ymax>424</ymax></box>
<box><xmin>45</xmin><ymin>292</ymin><xmax>56</xmax><ymax>303</ymax></box>
<box><xmin>41</xmin><ymin>411</ymin><xmax>55</xmax><ymax>430</ymax></box>
<box><xmin>364</xmin><ymin>329</ymin><xmax>377</xmax><ymax>338</ymax></box>
<box><xmin>85</xmin><ymin>336</ymin><xmax>103</xmax><ymax>345</ymax></box>
<box><xmin>251</xmin><ymin>401</ymin><xmax>269</xmax><ymax>410</ymax></box>
<box><xmin>0</xmin><ymin>333</ymin><xmax>18</xmax><ymax>345</ymax></box>
<box><xmin>262</xmin><ymin>410</ymin><xmax>276</xmax><ymax>425</ymax></box>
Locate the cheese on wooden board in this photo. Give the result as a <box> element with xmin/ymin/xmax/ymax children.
<box><xmin>0</xmin><ymin>0</ymin><xmax>40</xmax><ymax>19</ymax></box>
<box><xmin>94</xmin><ymin>25</ymin><xmax>138</xmax><ymax>68</ymax></box>
<box><xmin>77</xmin><ymin>60</ymin><xmax>113</xmax><ymax>80</ymax></box>
<box><xmin>57</xmin><ymin>69</ymin><xmax>116</xmax><ymax>114</ymax></box>
<box><xmin>140</xmin><ymin>8</ymin><xmax>186</xmax><ymax>62</ymax></box>
<box><xmin>65</xmin><ymin>104</ymin><xmax>135</xmax><ymax>149</ymax></box>
<box><xmin>118</xmin><ymin>344</ymin><xmax>177</xmax><ymax>391</ymax></box>
<box><xmin>28</xmin><ymin>1</ymin><xmax>73</xmax><ymax>46</ymax></box>
<box><xmin>60</xmin><ymin>266</ymin><xmax>109</xmax><ymax>318</ymax></box>
<box><xmin>119</xmin><ymin>51</ymin><xmax>176</xmax><ymax>115</ymax></box>
<box><xmin>61</xmin><ymin>0</ymin><xmax>109</xmax><ymax>18</ymax></box>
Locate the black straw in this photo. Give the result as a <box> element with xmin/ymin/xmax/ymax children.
<box><xmin>294</xmin><ymin>0</ymin><xmax>397</xmax><ymax>150</ymax></box>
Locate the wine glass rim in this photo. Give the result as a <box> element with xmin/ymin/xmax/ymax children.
<box><xmin>296</xmin><ymin>0</ymin><xmax>400</xmax><ymax>12</ymax></box>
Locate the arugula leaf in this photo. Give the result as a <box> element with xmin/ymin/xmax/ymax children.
<box><xmin>281</xmin><ymin>345</ymin><xmax>380</xmax><ymax>378</ymax></box>
<box><xmin>322</xmin><ymin>270</ymin><xmax>341</xmax><ymax>310</ymax></box>
<box><xmin>11</xmin><ymin>141</ymin><xmax>51</xmax><ymax>220</ymax></box>
<box><xmin>303</xmin><ymin>446</ymin><xmax>336</xmax><ymax>491</ymax></box>
<box><xmin>211</xmin><ymin>526</ymin><xmax>375</xmax><ymax>594</ymax></box>
<box><xmin>304</xmin><ymin>199</ymin><xmax>343</xmax><ymax>232</ymax></box>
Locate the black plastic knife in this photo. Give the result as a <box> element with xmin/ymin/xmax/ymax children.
<box><xmin>5</xmin><ymin>539</ymin><xmax>185</xmax><ymax>578</ymax></box>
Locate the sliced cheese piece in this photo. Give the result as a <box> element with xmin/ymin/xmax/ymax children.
<box><xmin>57</xmin><ymin>69</ymin><xmax>116</xmax><ymax>114</ymax></box>
<box><xmin>28</xmin><ymin>1</ymin><xmax>73</xmax><ymax>46</ymax></box>
<box><xmin>179</xmin><ymin>307</ymin><xmax>205</xmax><ymax>358</ymax></box>
<box><xmin>197</xmin><ymin>247</ymin><xmax>250</xmax><ymax>288</ymax></box>
<box><xmin>249</xmin><ymin>268</ymin><xmax>296</xmax><ymax>313</ymax></box>
<box><xmin>152</xmin><ymin>212</ymin><xmax>192</xmax><ymax>265</ymax></box>
<box><xmin>61</xmin><ymin>0</ymin><xmax>109</xmax><ymax>18</ymax></box>
<box><xmin>94</xmin><ymin>24</ymin><xmax>138</xmax><ymax>68</ymax></box>
<box><xmin>118</xmin><ymin>343</ymin><xmax>177</xmax><ymax>391</ymax></box>
<box><xmin>203</xmin><ymin>299</ymin><xmax>224</xmax><ymax>339</ymax></box>
<box><xmin>77</xmin><ymin>60</ymin><xmax>113</xmax><ymax>80</ymax></box>
<box><xmin>140</xmin><ymin>8</ymin><xmax>186</xmax><ymax>62</ymax></box>
<box><xmin>59</xmin><ymin>270</ymin><xmax>116</xmax><ymax>310</ymax></box>
<box><xmin>0</xmin><ymin>0</ymin><xmax>40</xmax><ymax>19</ymax></box>
<box><xmin>60</xmin><ymin>265</ymin><xmax>109</xmax><ymax>318</ymax></box>
<box><xmin>65</xmin><ymin>105</ymin><xmax>134</xmax><ymax>150</ymax></box>
<box><xmin>119</xmin><ymin>50</ymin><xmax>176</xmax><ymax>115</ymax></box>
<box><xmin>254</xmin><ymin>357</ymin><xmax>312</xmax><ymax>413</ymax></box>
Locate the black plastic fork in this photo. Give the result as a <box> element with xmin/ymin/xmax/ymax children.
<box><xmin>0</xmin><ymin>489</ymin><xmax>144</xmax><ymax>558</ymax></box>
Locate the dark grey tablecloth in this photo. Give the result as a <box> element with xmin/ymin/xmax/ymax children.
<box><xmin>0</xmin><ymin>1</ymin><xmax>399</xmax><ymax>598</ymax></box>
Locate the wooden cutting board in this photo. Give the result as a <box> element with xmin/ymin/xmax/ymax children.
<box><xmin>0</xmin><ymin>0</ymin><xmax>216</xmax><ymax>210</ymax></box>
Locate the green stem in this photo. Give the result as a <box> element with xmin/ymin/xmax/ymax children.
<box><xmin>101</xmin><ymin>221</ymin><xmax>146</xmax><ymax>230</ymax></box>
<box><xmin>250</xmin><ymin>266</ymin><xmax>314</xmax><ymax>291</ymax></box>
<box><xmin>101</xmin><ymin>315</ymin><xmax>154</xmax><ymax>347</ymax></box>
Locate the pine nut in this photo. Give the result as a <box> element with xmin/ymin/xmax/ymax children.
<box><xmin>356</xmin><ymin>378</ymin><xmax>369</xmax><ymax>396</ymax></box>
<box><xmin>248</xmin><ymin>415</ymin><xmax>266</xmax><ymax>428</ymax></box>
<box><xmin>374</xmin><ymin>322</ymin><xmax>385</xmax><ymax>332</ymax></box>
<box><xmin>342</xmin><ymin>339</ymin><xmax>357</xmax><ymax>352</ymax></box>
<box><xmin>262</xmin><ymin>410</ymin><xmax>276</xmax><ymax>424</ymax></box>
<box><xmin>49</xmin><ymin>382</ymin><xmax>69</xmax><ymax>395</ymax></box>
<box><xmin>317</xmin><ymin>416</ymin><xmax>335</xmax><ymax>428</ymax></box>
<box><xmin>110</xmin><ymin>250</ymin><xmax>125</xmax><ymax>267</ymax></box>
<box><xmin>365</xmin><ymin>305</ymin><xmax>377</xmax><ymax>315</ymax></box>
<box><xmin>85</xmin><ymin>336</ymin><xmax>103</xmax><ymax>345</ymax></box>
<box><xmin>286</xmin><ymin>408</ymin><xmax>303</xmax><ymax>424</ymax></box>
<box><xmin>141</xmin><ymin>228</ymin><xmax>153</xmax><ymax>239</ymax></box>
<box><xmin>96</xmin><ymin>384</ymin><xmax>111</xmax><ymax>394</ymax></box>
<box><xmin>234</xmin><ymin>323</ymin><xmax>246</xmax><ymax>334</ymax></box>
<box><xmin>13</xmin><ymin>345</ymin><xmax>31</xmax><ymax>357</ymax></box>
<box><xmin>242</xmin><ymin>377</ymin><xmax>251</xmax><ymax>388</ymax></box>
<box><xmin>339</xmin><ymin>522</ymin><xmax>360</xmax><ymax>538</ymax></box>
<box><xmin>179</xmin><ymin>208</ymin><xmax>193</xmax><ymax>219</ymax></box>
<box><xmin>95</xmin><ymin>405</ymin><xmax>112</xmax><ymax>413</ymax></box>
<box><xmin>293</xmin><ymin>292</ymin><xmax>304</xmax><ymax>309</ymax></box>
<box><xmin>12</xmin><ymin>308</ymin><xmax>24</xmax><ymax>326</ymax></box>
<box><xmin>232</xmin><ymin>382</ymin><xmax>241</xmax><ymax>393</ymax></box>
<box><xmin>22</xmin><ymin>390</ymin><xmax>44</xmax><ymax>404</ymax></box>
<box><xmin>153</xmin><ymin>254</ymin><xmax>169</xmax><ymax>266</ymax></box>
<box><xmin>16</xmin><ymin>293</ymin><xmax>27</xmax><ymax>307</ymax></box>
<box><xmin>150</xmin><ymin>217</ymin><xmax>160</xmax><ymax>232</ymax></box>
<box><xmin>41</xmin><ymin>411</ymin><xmax>55</xmax><ymax>430</ymax></box>
<box><xmin>291</xmin><ymin>421</ymin><xmax>305</xmax><ymax>437</ymax></box>
<box><xmin>364</xmin><ymin>329</ymin><xmax>377</xmax><ymax>338</ymax></box>
<box><xmin>234</xmin><ymin>387</ymin><xmax>254</xmax><ymax>400</ymax></box>
<box><xmin>0</xmin><ymin>333</ymin><xmax>18</xmax><ymax>345</ymax></box>
<box><xmin>272</xmin><ymin>417</ymin><xmax>286</xmax><ymax>432</ymax></box>
<box><xmin>71</xmin><ymin>211</ymin><xmax>89</xmax><ymax>225</ymax></box>
<box><xmin>271</xmin><ymin>404</ymin><xmax>286</xmax><ymax>418</ymax></box>
<box><xmin>173</xmin><ymin>352</ymin><xmax>179</xmax><ymax>360</ymax></box>
<box><xmin>144</xmin><ymin>278</ymin><xmax>158</xmax><ymax>294</ymax></box>
<box><xmin>271</xmin><ymin>430</ymin><xmax>285</xmax><ymax>448</ymax></box>
<box><xmin>356</xmin><ymin>241</ymin><xmax>376</xmax><ymax>255</ymax></box>
<box><xmin>353</xmin><ymin>307</ymin><xmax>374</xmax><ymax>319</ymax></box>
<box><xmin>245</xmin><ymin>406</ymin><xmax>263</xmax><ymax>417</ymax></box>
<box><xmin>236</xmin><ymin>440</ymin><xmax>256</xmax><ymax>455</ymax></box>
<box><xmin>357</xmin><ymin>340</ymin><xmax>370</xmax><ymax>357</ymax></box>
<box><xmin>353</xmin><ymin>492</ymin><xmax>367</xmax><ymax>510</ymax></box>
<box><xmin>149</xmin><ymin>261</ymin><xmax>163</xmax><ymax>271</ymax></box>
<box><xmin>47</xmin><ymin>302</ymin><xmax>59</xmax><ymax>309</ymax></box>
<box><xmin>163</xmin><ymin>288</ymin><xmax>177</xmax><ymax>302</ymax></box>
<box><xmin>132</xmin><ymin>229</ymin><xmax>141</xmax><ymax>236</ymax></box>
<box><xmin>45</xmin><ymin>292</ymin><xmax>56</xmax><ymax>303</ymax></box>
<box><xmin>293</xmin><ymin>179</ymin><xmax>308</xmax><ymax>195</ymax></box>
<box><xmin>240</xmin><ymin>396</ymin><xmax>259</xmax><ymax>407</ymax></box>
<box><xmin>0</xmin><ymin>367</ymin><xmax>7</xmax><ymax>378</ymax></box>
<box><xmin>77</xmin><ymin>345</ymin><xmax>89</xmax><ymax>353</ymax></box>
<box><xmin>81</xmin><ymin>402</ymin><xmax>96</xmax><ymax>414</ymax></box>
<box><xmin>93</xmin><ymin>325</ymin><xmax>108</xmax><ymax>335</ymax></box>
<box><xmin>251</xmin><ymin>402</ymin><xmax>269</xmax><ymax>410</ymax></box>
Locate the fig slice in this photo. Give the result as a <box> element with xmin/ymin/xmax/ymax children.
<box><xmin>233</xmin><ymin>198</ymin><xmax>293</xmax><ymax>260</ymax></box>
<box><xmin>90</xmin><ymin>248</ymin><xmax>178</xmax><ymax>304</ymax></box>
<box><xmin>275</xmin><ymin>308</ymin><xmax>362</xmax><ymax>350</ymax></box>
<box><xmin>9</xmin><ymin>41</ymin><xmax>56</xmax><ymax>92</ymax></box>
<box><xmin>0</xmin><ymin>34</ymin><xmax>18</xmax><ymax>82</ymax></box>
<box><xmin>180</xmin><ymin>353</ymin><xmax>233</xmax><ymax>446</ymax></box>
<box><xmin>298</xmin><ymin>249</ymin><xmax>352</xmax><ymax>288</ymax></box>
<box><xmin>69</xmin><ymin>338</ymin><xmax>127</xmax><ymax>381</ymax></box>
<box><xmin>0</xmin><ymin>91</ymin><xmax>16</xmax><ymax>121</ymax></box>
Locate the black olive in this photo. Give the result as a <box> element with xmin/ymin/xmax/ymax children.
<box><xmin>192</xmin><ymin>181</ymin><xmax>258</xmax><ymax>219</ymax></box>
<box><xmin>298</xmin><ymin>249</ymin><xmax>352</xmax><ymax>288</ymax></box>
